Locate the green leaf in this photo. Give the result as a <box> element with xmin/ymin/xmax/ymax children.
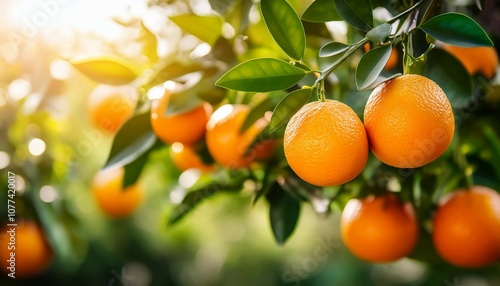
<box><xmin>301</xmin><ymin>0</ymin><xmax>342</xmax><ymax>22</ymax></box>
<box><xmin>169</xmin><ymin>172</ymin><xmax>246</xmax><ymax>225</ymax></box>
<box><xmin>71</xmin><ymin>57</ymin><xmax>139</xmax><ymax>85</ymax></box>
<box><xmin>216</xmin><ymin>58</ymin><xmax>307</xmax><ymax>92</ymax></box>
<box><xmin>424</xmin><ymin>49</ymin><xmax>473</xmax><ymax>108</ymax></box>
<box><xmin>260</xmin><ymin>0</ymin><xmax>306</xmax><ymax>60</ymax></box>
<box><xmin>122</xmin><ymin>140</ymin><xmax>163</xmax><ymax>189</ymax></box>
<box><xmin>241</xmin><ymin>96</ymin><xmax>274</xmax><ymax>133</ymax></box>
<box><xmin>420</xmin><ymin>13</ymin><xmax>493</xmax><ymax>47</ymax></box>
<box><xmin>141</xmin><ymin>61</ymin><xmax>207</xmax><ymax>90</ymax></box>
<box><xmin>103</xmin><ymin>112</ymin><xmax>156</xmax><ymax>170</ymax></box>
<box><xmin>267</xmin><ymin>182</ymin><xmax>301</xmax><ymax>245</ymax></box>
<box><xmin>319</xmin><ymin>42</ymin><xmax>351</xmax><ymax>57</ymax></box>
<box><xmin>356</xmin><ymin>45</ymin><xmax>392</xmax><ymax>90</ymax></box>
<box><xmin>169</xmin><ymin>14</ymin><xmax>222</xmax><ymax>46</ymax></box>
<box><xmin>366</xmin><ymin>23</ymin><xmax>391</xmax><ymax>43</ymax></box>
<box><xmin>334</xmin><ymin>0</ymin><xmax>373</xmax><ymax>31</ymax></box>
<box><xmin>269</xmin><ymin>89</ymin><xmax>311</xmax><ymax>132</ymax></box>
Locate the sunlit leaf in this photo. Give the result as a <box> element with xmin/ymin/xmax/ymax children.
<box><xmin>169</xmin><ymin>14</ymin><xmax>223</xmax><ymax>46</ymax></box>
<box><xmin>269</xmin><ymin>89</ymin><xmax>311</xmax><ymax>132</ymax></box>
<box><xmin>267</xmin><ymin>182</ymin><xmax>301</xmax><ymax>245</ymax></box>
<box><xmin>140</xmin><ymin>21</ymin><xmax>159</xmax><ymax>64</ymax></box>
<box><xmin>420</xmin><ymin>13</ymin><xmax>493</xmax><ymax>47</ymax></box>
<box><xmin>334</xmin><ymin>0</ymin><xmax>373</xmax><ymax>31</ymax></box>
<box><xmin>216</xmin><ymin>58</ymin><xmax>307</xmax><ymax>92</ymax></box>
<box><xmin>356</xmin><ymin>45</ymin><xmax>392</xmax><ymax>90</ymax></box>
<box><xmin>103</xmin><ymin>112</ymin><xmax>156</xmax><ymax>170</ymax></box>
<box><xmin>260</xmin><ymin>0</ymin><xmax>306</xmax><ymax>60</ymax></box>
<box><xmin>302</xmin><ymin>0</ymin><xmax>342</xmax><ymax>22</ymax></box>
<box><xmin>71</xmin><ymin>57</ymin><xmax>139</xmax><ymax>85</ymax></box>
<box><xmin>141</xmin><ymin>61</ymin><xmax>208</xmax><ymax>90</ymax></box>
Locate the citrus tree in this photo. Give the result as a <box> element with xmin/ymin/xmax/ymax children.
<box><xmin>2</xmin><ymin>0</ymin><xmax>500</xmax><ymax>284</ymax></box>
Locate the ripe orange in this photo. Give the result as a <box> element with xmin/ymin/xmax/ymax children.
<box><xmin>432</xmin><ymin>185</ymin><xmax>500</xmax><ymax>268</ymax></box>
<box><xmin>170</xmin><ymin>142</ymin><xmax>213</xmax><ymax>172</ymax></box>
<box><xmin>443</xmin><ymin>45</ymin><xmax>498</xmax><ymax>78</ymax></box>
<box><xmin>150</xmin><ymin>90</ymin><xmax>212</xmax><ymax>145</ymax></box>
<box><xmin>364</xmin><ymin>74</ymin><xmax>454</xmax><ymax>168</ymax></box>
<box><xmin>0</xmin><ymin>221</ymin><xmax>53</xmax><ymax>278</ymax></box>
<box><xmin>88</xmin><ymin>84</ymin><xmax>138</xmax><ymax>133</ymax></box>
<box><xmin>283</xmin><ymin>100</ymin><xmax>368</xmax><ymax>186</ymax></box>
<box><xmin>341</xmin><ymin>194</ymin><xmax>419</xmax><ymax>262</ymax></box>
<box><xmin>92</xmin><ymin>167</ymin><xmax>143</xmax><ymax>218</ymax></box>
<box><xmin>206</xmin><ymin>104</ymin><xmax>274</xmax><ymax>169</ymax></box>
<box><xmin>364</xmin><ymin>44</ymin><xmax>398</xmax><ymax>69</ymax></box>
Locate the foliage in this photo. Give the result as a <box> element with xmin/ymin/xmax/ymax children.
<box><xmin>2</xmin><ymin>0</ymin><xmax>500</xmax><ymax>285</ymax></box>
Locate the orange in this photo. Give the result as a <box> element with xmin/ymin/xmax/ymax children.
<box><xmin>283</xmin><ymin>100</ymin><xmax>368</xmax><ymax>186</ymax></box>
<box><xmin>92</xmin><ymin>167</ymin><xmax>143</xmax><ymax>218</ymax></box>
<box><xmin>364</xmin><ymin>74</ymin><xmax>454</xmax><ymax>168</ymax></box>
<box><xmin>364</xmin><ymin>44</ymin><xmax>398</xmax><ymax>69</ymax></box>
<box><xmin>150</xmin><ymin>89</ymin><xmax>212</xmax><ymax>145</ymax></box>
<box><xmin>206</xmin><ymin>104</ymin><xmax>275</xmax><ymax>169</ymax></box>
<box><xmin>88</xmin><ymin>84</ymin><xmax>138</xmax><ymax>133</ymax></box>
<box><xmin>443</xmin><ymin>45</ymin><xmax>498</xmax><ymax>78</ymax></box>
<box><xmin>0</xmin><ymin>221</ymin><xmax>53</xmax><ymax>278</ymax></box>
<box><xmin>432</xmin><ymin>185</ymin><xmax>500</xmax><ymax>268</ymax></box>
<box><xmin>341</xmin><ymin>194</ymin><xmax>419</xmax><ymax>262</ymax></box>
<box><xmin>170</xmin><ymin>142</ymin><xmax>213</xmax><ymax>172</ymax></box>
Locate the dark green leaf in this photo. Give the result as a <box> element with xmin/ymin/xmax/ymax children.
<box><xmin>356</xmin><ymin>45</ymin><xmax>392</xmax><ymax>90</ymax></box>
<box><xmin>420</xmin><ymin>13</ymin><xmax>493</xmax><ymax>47</ymax></box>
<box><xmin>335</xmin><ymin>0</ymin><xmax>373</xmax><ymax>31</ymax></box>
<box><xmin>360</xmin><ymin>73</ymin><xmax>401</xmax><ymax>90</ymax></box>
<box><xmin>301</xmin><ymin>0</ymin><xmax>342</xmax><ymax>22</ymax></box>
<box><xmin>122</xmin><ymin>140</ymin><xmax>163</xmax><ymax>189</ymax></box>
<box><xmin>71</xmin><ymin>57</ymin><xmax>139</xmax><ymax>85</ymax></box>
<box><xmin>169</xmin><ymin>173</ymin><xmax>246</xmax><ymax>224</ymax></box>
<box><xmin>103</xmin><ymin>112</ymin><xmax>156</xmax><ymax>170</ymax></box>
<box><xmin>216</xmin><ymin>58</ymin><xmax>307</xmax><ymax>92</ymax></box>
<box><xmin>424</xmin><ymin>49</ymin><xmax>473</xmax><ymax>108</ymax></box>
<box><xmin>366</xmin><ymin>23</ymin><xmax>391</xmax><ymax>43</ymax></box>
<box><xmin>169</xmin><ymin>14</ymin><xmax>222</xmax><ymax>45</ymax></box>
<box><xmin>260</xmin><ymin>0</ymin><xmax>306</xmax><ymax>60</ymax></box>
<box><xmin>269</xmin><ymin>89</ymin><xmax>311</xmax><ymax>132</ymax></box>
<box><xmin>319</xmin><ymin>42</ymin><xmax>350</xmax><ymax>57</ymax></box>
<box><xmin>267</xmin><ymin>182</ymin><xmax>301</xmax><ymax>245</ymax></box>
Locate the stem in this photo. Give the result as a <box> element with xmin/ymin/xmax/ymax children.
<box><xmin>387</xmin><ymin>0</ymin><xmax>428</xmax><ymax>24</ymax></box>
<box><xmin>319</xmin><ymin>80</ymin><xmax>326</xmax><ymax>102</ymax></box>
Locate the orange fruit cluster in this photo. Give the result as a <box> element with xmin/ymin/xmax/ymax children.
<box><xmin>284</xmin><ymin>74</ymin><xmax>454</xmax><ymax>187</ymax></box>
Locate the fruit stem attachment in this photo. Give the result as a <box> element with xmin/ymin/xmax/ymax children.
<box><xmin>318</xmin><ymin>80</ymin><xmax>326</xmax><ymax>102</ymax></box>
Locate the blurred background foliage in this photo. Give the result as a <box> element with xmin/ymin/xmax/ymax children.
<box><xmin>0</xmin><ymin>0</ymin><xmax>500</xmax><ymax>285</ymax></box>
